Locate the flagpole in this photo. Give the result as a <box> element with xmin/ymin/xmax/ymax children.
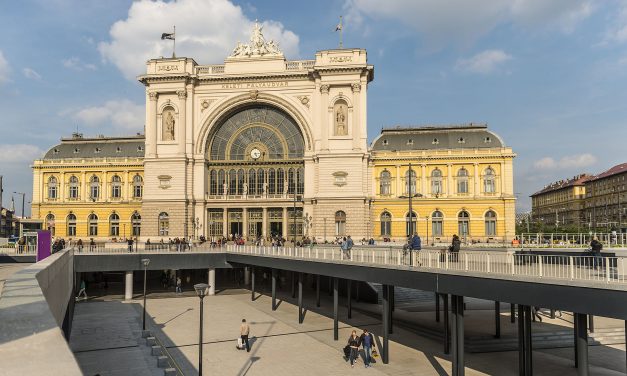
<box><xmin>172</xmin><ymin>25</ymin><xmax>176</xmax><ymax>58</ymax></box>
<box><xmin>339</xmin><ymin>16</ymin><xmax>343</xmax><ymax>48</ymax></box>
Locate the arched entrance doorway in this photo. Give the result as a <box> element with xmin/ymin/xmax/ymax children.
<box><xmin>205</xmin><ymin>105</ymin><xmax>305</xmax><ymax>241</ymax></box>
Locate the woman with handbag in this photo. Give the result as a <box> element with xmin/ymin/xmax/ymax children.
<box><xmin>347</xmin><ymin>330</ymin><xmax>360</xmax><ymax>368</ymax></box>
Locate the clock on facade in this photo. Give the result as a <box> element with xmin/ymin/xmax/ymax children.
<box><xmin>250</xmin><ymin>148</ymin><xmax>261</xmax><ymax>160</ymax></box>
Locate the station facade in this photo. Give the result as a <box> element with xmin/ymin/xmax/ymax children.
<box><xmin>31</xmin><ymin>24</ymin><xmax>516</xmax><ymax>243</ymax></box>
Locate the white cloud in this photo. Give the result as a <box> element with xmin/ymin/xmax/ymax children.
<box><xmin>533</xmin><ymin>153</ymin><xmax>597</xmax><ymax>170</ymax></box>
<box><xmin>345</xmin><ymin>0</ymin><xmax>593</xmax><ymax>47</ymax></box>
<box><xmin>72</xmin><ymin>100</ymin><xmax>144</xmax><ymax>132</ymax></box>
<box><xmin>62</xmin><ymin>57</ymin><xmax>97</xmax><ymax>71</ymax></box>
<box><xmin>22</xmin><ymin>67</ymin><xmax>41</xmax><ymax>80</ymax></box>
<box><xmin>0</xmin><ymin>50</ymin><xmax>10</xmax><ymax>83</ymax></box>
<box><xmin>0</xmin><ymin>144</ymin><xmax>44</xmax><ymax>163</ymax></box>
<box><xmin>99</xmin><ymin>0</ymin><xmax>300</xmax><ymax>81</ymax></box>
<box><xmin>455</xmin><ymin>50</ymin><xmax>512</xmax><ymax>74</ymax></box>
<box><xmin>602</xmin><ymin>4</ymin><xmax>627</xmax><ymax>44</ymax></box>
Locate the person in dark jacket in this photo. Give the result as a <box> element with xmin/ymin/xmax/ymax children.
<box><xmin>347</xmin><ymin>330</ymin><xmax>360</xmax><ymax>368</ymax></box>
<box><xmin>359</xmin><ymin>329</ymin><xmax>376</xmax><ymax>368</ymax></box>
<box><xmin>449</xmin><ymin>234</ymin><xmax>461</xmax><ymax>261</ymax></box>
<box><xmin>589</xmin><ymin>237</ymin><xmax>603</xmax><ymax>269</ymax></box>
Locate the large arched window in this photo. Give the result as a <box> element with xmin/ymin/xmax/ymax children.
<box><xmin>228</xmin><ymin>169</ymin><xmax>237</xmax><ymax>195</ymax></box>
<box><xmin>405</xmin><ymin>211</ymin><xmax>417</xmax><ymax>236</ymax></box>
<box><xmin>68</xmin><ymin>176</ymin><xmax>79</xmax><ymax>200</ymax></box>
<box><xmin>405</xmin><ymin>169</ymin><xmax>417</xmax><ymax>195</ymax></box>
<box><xmin>432</xmin><ymin>211</ymin><xmax>443</xmax><ymax>236</ymax></box>
<box><xmin>159</xmin><ymin>212</ymin><xmax>169</xmax><ymax>236</ymax></box>
<box><xmin>485</xmin><ymin>210</ymin><xmax>497</xmax><ymax>236</ymax></box>
<box><xmin>111</xmin><ymin>175</ymin><xmax>122</xmax><ymax>199</ymax></box>
<box><xmin>335</xmin><ymin>211</ymin><xmax>346</xmax><ymax>236</ymax></box>
<box><xmin>380</xmin><ymin>212</ymin><xmax>391</xmax><ymax>236</ymax></box>
<box><xmin>277</xmin><ymin>168</ymin><xmax>285</xmax><ymax>194</ymax></box>
<box><xmin>236</xmin><ymin>169</ymin><xmax>245</xmax><ymax>195</ymax></box>
<box><xmin>45</xmin><ymin>213</ymin><xmax>55</xmax><ymax>236</ymax></box>
<box><xmin>257</xmin><ymin>168</ymin><xmax>265</xmax><ymax>195</ymax></box>
<box><xmin>484</xmin><ymin>167</ymin><xmax>496</xmax><ymax>194</ymax></box>
<box><xmin>89</xmin><ymin>175</ymin><xmax>100</xmax><ymax>200</ymax></box>
<box><xmin>458</xmin><ymin>211</ymin><xmax>470</xmax><ymax>236</ymax></box>
<box><xmin>248</xmin><ymin>169</ymin><xmax>256</xmax><ymax>195</ymax></box>
<box><xmin>297</xmin><ymin>167</ymin><xmax>304</xmax><ymax>194</ymax></box>
<box><xmin>218</xmin><ymin>170</ymin><xmax>225</xmax><ymax>194</ymax></box>
<box><xmin>133</xmin><ymin>175</ymin><xmax>143</xmax><ymax>198</ymax></box>
<box><xmin>131</xmin><ymin>212</ymin><xmax>141</xmax><ymax>236</ymax></box>
<box><xmin>88</xmin><ymin>214</ymin><xmax>98</xmax><ymax>236</ymax></box>
<box><xmin>66</xmin><ymin>213</ymin><xmax>76</xmax><ymax>236</ymax></box>
<box><xmin>457</xmin><ymin>168</ymin><xmax>468</xmax><ymax>194</ymax></box>
<box><xmin>109</xmin><ymin>213</ymin><xmax>120</xmax><ymax>236</ymax></box>
<box><xmin>431</xmin><ymin>169</ymin><xmax>443</xmax><ymax>195</ymax></box>
<box><xmin>287</xmin><ymin>168</ymin><xmax>295</xmax><ymax>194</ymax></box>
<box><xmin>380</xmin><ymin>170</ymin><xmax>391</xmax><ymax>195</ymax></box>
<box><xmin>47</xmin><ymin>177</ymin><xmax>58</xmax><ymax>200</ymax></box>
<box><xmin>268</xmin><ymin>168</ymin><xmax>276</xmax><ymax>195</ymax></box>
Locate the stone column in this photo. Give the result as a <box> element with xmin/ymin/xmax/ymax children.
<box><xmin>123</xmin><ymin>170</ymin><xmax>129</xmax><ymax>201</ymax></box>
<box><xmin>59</xmin><ymin>172</ymin><xmax>65</xmax><ymax>202</ymax></box>
<box><xmin>208</xmin><ymin>268</ymin><xmax>215</xmax><ymax>296</ymax></box>
<box><xmin>395</xmin><ymin>165</ymin><xmax>401</xmax><ymax>195</ymax></box>
<box><xmin>242</xmin><ymin>208</ymin><xmax>248</xmax><ymax>239</ymax></box>
<box><xmin>101</xmin><ymin>171</ymin><xmax>108</xmax><ymax>202</ymax></box>
<box><xmin>447</xmin><ymin>164</ymin><xmax>453</xmax><ymax>197</ymax></box>
<box><xmin>223</xmin><ymin>208</ymin><xmax>228</xmax><ymax>238</ymax></box>
<box><xmin>262</xmin><ymin>207</ymin><xmax>268</xmax><ymax>238</ymax></box>
<box><xmin>473</xmin><ymin>163</ymin><xmax>480</xmax><ymax>197</ymax></box>
<box><xmin>421</xmin><ymin>164</ymin><xmax>427</xmax><ymax>195</ymax></box>
<box><xmin>282</xmin><ymin>207</ymin><xmax>288</xmax><ymax>238</ymax></box>
<box><xmin>500</xmin><ymin>162</ymin><xmax>505</xmax><ymax>195</ymax></box>
<box><xmin>124</xmin><ymin>271</ymin><xmax>133</xmax><ymax>301</ymax></box>
<box><xmin>177</xmin><ymin>90</ymin><xmax>187</xmax><ymax>155</ymax></box>
<box><xmin>351</xmin><ymin>83</ymin><xmax>361</xmax><ymax>150</ymax></box>
<box><xmin>320</xmin><ymin>84</ymin><xmax>330</xmax><ymax>150</ymax></box>
<box><xmin>81</xmin><ymin>171</ymin><xmax>87</xmax><ymax>201</ymax></box>
<box><xmin>147</xmin><ymin>91</ymin><xmax>158</xmax><ymax>157</ymax></box>
<box><xmin>244</xmin><ymin>267</ymin><xmax>250</xmax><ymax>285</ymax></box>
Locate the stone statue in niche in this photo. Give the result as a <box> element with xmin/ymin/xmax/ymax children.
<box><xmin>263</xmin><ymin>182</ymin><xmax>268</xmax><ymax>195</ymax></box>
<box><xmin>243</xmin><ymin>182</ymin><xmax>248</xmax><ymax>195</ymax></box>
<box><xmin>223</xmin><ymin>183</ymin><xmax>228</xmax><ymax>195</ymax></box>
<box><xmin>334</xmin><ymin>100</ymin><xmax>348</xmax><ymax>136</ymax></box>
<box><xmin>163</xmin><ymin>109</ymin><xmax>176</xmax><ymax>141</ymax></box>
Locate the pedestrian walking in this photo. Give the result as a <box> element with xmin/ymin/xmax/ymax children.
<box><xmin>359</xmin><ymin>329</ymin><xmax>376</xmax><ymax>368</ymax></box>
<box><xmin>176</xmin><ymin>277</ymin><xmax>182</xmax><ymax>294</ymax></box>
<box><xmin>127</xmin><ymin>237</ymin><xmax>134</xmax><ymax>253</ymax></box>
<box><xmin>347</xmin><ymin>330</ymin><xmax>360</xmax><ymax>368</ymax></box>
<box><xmin>341</xmin><ymin>237</ymin><xmax>349</xmax><ymax>259</ymax></box>
<box><xmin>589</xmin><ymin>236</ymin><xmax>603</xmax><ymax>269</ymax></box>
<box><xmin>240</xmin><ymin>319</ymin><xmax>250</xmax><ymax>352</ymax></box>
<box><xmin>448</xmin><ymin>234</ymin><xmax>461</xmax><ymax>262</ymax></box>
<box><xmin>346</xmin><ymin>235</ymin><xmax>354</xmax><ymax>259</ymax></box>
<box><xmin>76</xmin><ymin>280</ymin><xmax>87</xmax><ymax>300</ymax></box>
<box><xmin>532</xmin><ymin>306</ymin><xmax>543</xmax><ymax>322</ymax></box>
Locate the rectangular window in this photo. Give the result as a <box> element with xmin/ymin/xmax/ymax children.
<box><xmin>89</xmin><ymin>223</ymin><xmax>98</xmax><ymax>236</ymax></box>
<box><xmin>432</xmin><ymin>221</ymin><xmax>443</xmax><ymax>236</ymax></box>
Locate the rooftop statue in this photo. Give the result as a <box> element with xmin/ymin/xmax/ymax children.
<box><xmin>230</xmin><ymin>21</ymin><xmax>283</xmax><ymax>58</ymax></box>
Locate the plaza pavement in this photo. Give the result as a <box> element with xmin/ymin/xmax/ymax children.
<box><xmin>0</xmin><ymin>263</ymin><xmax>29</xmax><ymax>295</ymax></box>
<box><xmin>72</xmin><ymin>283</ymin><xmax>626</xmax><ymax>376</ymax></box>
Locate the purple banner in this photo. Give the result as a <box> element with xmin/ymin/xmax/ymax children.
<box><xmin>36</xmin><ymin>230</ymin><xmax>52</xmax><ymax>262</ymax></box>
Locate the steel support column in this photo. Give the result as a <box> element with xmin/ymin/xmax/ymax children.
<box><xmin>451</xmin><ymin>295</ymin><xmax>465</xmax><ymax>376</ymax></box>
<box><xmin>495</xmin><ymin>301</ymin><xmax>501</xmax><ymax>338</ymax></box>
<box><xmin>347</xmin><ymin>280</ymin><xmax>352</xmax><ymax>319</ymax></box>
<box><xmin>389</xmin><ymin>285</ymin><xmax>394</xmax><ymax>334</ymax></box>
<box><xmin>251</xmin><ymin>267</ymin><xmax>255</xmax><ymax>301</ymax></box>
<box><xmin>291</xmin><ymin>271</ymin><xmax>295</xmax><ymax>298</ymax></box>
<box><xmin>382</xmin><ymin>284</ymin><xmax>390</xmax><ymax>364</ymax></box>
<box><xmin>436</xmin><ymin>292</ymin><xmax>440</xmax><ymax>322</ymax></box>
<box><xmin>333</xmin><ymin>277</ymin><xmax>338</xmax><ymax>341</ymax></box>
<box><xmin>588</xmin><ymin>315</ymin><xmax>594</xmax><ymax>333</ymax></box>
<box><xmin>576</xmin><ymin>313</ymin><xmax>589</xmax><ymax>376</ymax></box>
<box><xmin>518</xmin><ymin>305</ymin><xmax>533</xmax><ymax>376</ymax></box>
<box><xmin>271</xmin><ymin>268</ymin><xmax>277</xmax><ymax>311</ymax></box>
<box><xmin>444</xmin><ymin>293</ymin><xmax>450</xmax><ymax>354</ymax></box>
<box><xmin>511</xmin><ymin>303</ymin><xmax>516</xmax><ymax>323</ymax></box>
<box><xmin>316</xmin><ymin>274</ymin><xmax>320</xmax><ymax>307</ymax></box>
<box><xmin>298</xmin><ymin>273</ymin><xmax>303</xmax><ymax>324</ymax></box>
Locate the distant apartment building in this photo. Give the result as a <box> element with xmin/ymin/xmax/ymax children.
<box><xmin>531</xmin><ymin>163</ymin><xmax>627</xmax><ymax>232</ymax></box>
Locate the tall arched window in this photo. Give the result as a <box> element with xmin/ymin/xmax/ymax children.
<box><xmin>432</xmin><ymin>211</ymin><xmax>443</xmax><ymax>236</ymax></box>
<box><xmin>485</xmin><ymin>210</ymin><xmax>497</xmax><ymax>236</ymax></box>
<box><xmin>111</xmin><ymin>175</ymin><xmax>122</xmax><ymax>199</ymax></box>
<box><xmin>109</xmin><ymin>213</ymin><xmax>120</xmax><ymax>236</ymax></box>
<box><xmin>257</xmin><ymin>168</ymin><xmax>265</xmax><ymax>195</ymax></box>
<box><xmin>380</xmin><ymin>170</ymin><xmax>391</xmax><ymax>195</ymax></box>
<box><xmin>287</xmin><ymin>168</ymin><xmax>295</xmax><ymax>194</ymax></box>
<box><xmin>88</xmin><ymin>214</ymin><xmax>98</xmax><ymax>236</ymax></box>
<box><xmin>48</xmin><ymin>177</ymin><xmax>58</xmax><ymax>200</ymax></box>
<box><xmin>458</xmin><ymin>211</ymin><xmax>470</xmax><ymax>236</ymax></box>
<box><xmin>218</xmin><ymin>170</ymin><xmax>225</xmax><ymax>194</ymax></box>
<box><xmin>405</xmin><ymin>211</ymin><xmax>417</xmax><ymax>236</ymax></box>
<box><xmin>335</xmin><ymin>211</ymin><xmax>346</xmax><ymax>236</ymax></box>
<box><xmin>277</xmin><ymin>168</ymin><xmax>285</xmax><ymax>194</ymax></box>
<box><xmin>297</xmin><ymin>167</ymin><xmax>304</xmax><ymax>194</ymax></box>
<box><xmin>248</xmin><ymin>169</ymin><xmax>256</xmax><ymax>195</ymax></box>
<box><xmin>457</xmin><ymin>168</ymin><xmax>468</xmax><ymax>194</ymax></box>
<box><xmin>159</xmin><ymin>212</ymin><xmax>169</xmax><ymax>236</ymax></box>
<box><xmin>66</xmin><ymin>214</ymin><xmax>77</xmax><ymax>236</ymax></box>
<box><xmin>89</xmin><ymin>176</ymin><xmax>100</xmax><ymax>200</ymax></box>
<box><xmin>45</xmin><ymin>213</ymin><xmax>55</xmax><ymax>236</ymax></box>
<box><xmin>380</xmin><ymin>212</ymin><xmax>391</xmax><ymax>236</ymax></box>
<box><xmin>209</xmin><ymin>170</ymin><xmax>217</xmax><ymax>195</ymax></box>
<box><xmin>131</xmin><ymin>212</ymin><xmax>141</xmax><ymax>236</ymax></box>
<box><xmin>484</xmin><ymin>167</ymin><xmax>496</xmax><ymax>194</ymax></box>
<box><xmin>431</xmin><ymin>169</ymin><xmax>443</xmax><ymax>195</ymax></box>
<box><xmin>229</xmin><ymin>169</ymin><xmax>237</xmax><ymax>195</ymax></box>
<box><xmin>69</xmin><ymin>176</ymin><xmax>79</xmax><ymax>199</ymax></box>
<box><xmin>268</xmin><ymin>168</ymin><xmax>276</xmax><ymax>194</ymax></box>
<box><xmin>405</xmin><ymin>169</ymin><xmax>417</xmax><ymax>195</ymax></box>
<box><xmin>133</xmin><ymin>175</ymin><xmax>143</xmax><ymax>198</ymax></box>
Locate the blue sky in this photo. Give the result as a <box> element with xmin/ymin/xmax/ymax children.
<box><xmin>1</xmin><ymin>0</ymin><xmax>627</xmax><ymax>215</ymax></box>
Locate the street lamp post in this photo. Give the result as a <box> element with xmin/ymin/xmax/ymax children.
<box><xmin>141</xmin><ymin>258</ymin><xmax>150</xmax><ymax>331</ymax></box>
<box><xmin>399</xmin><ymin>163</ymin><xmax>423</xmax><ymax>266</ymax></box>
<box><xmin>194</xmin><ymin>283</ymin><xmax>209</xmax><ymax>376</ymax></box>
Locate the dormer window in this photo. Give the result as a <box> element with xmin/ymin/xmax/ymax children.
<box><xmin>407</xmin><ymin>139</ymin><xmax>414</xmax><ymax>146</ymax></box>
<box><xmin>382</xmin><ymin>139</ymin><xmax>388</xmax><ymax>146</ymax></box>
<box><xmin>73</xmin><ymin>148</ymin><xmax>80</xmax><ymax>154</ymax></box>
<box><xmin>116</xmin><ymin>147</ymin><xmax>122</xmax><ymax>153</ymax></box>
<box><xmin>458</xmin><ymin>137</ymin><xmax>465</xmax><ymax>144</ymax></box>
<box><xmin>137</xmin><ymin>146</ymin><xmax>144</xmax><ymax>152</ymax></box>
<box><xmin>432</xmin><ymin>138</ymin><xmax>439</xmax><ymax>145</ymax></box>
<box><xmin>53</xmin><ymin>148</ymin><xmax>59</xmax><ymax>154</ymax></box>
<box><xmin>95</xmin><ymin>148</ymin><xmax>101</xmax><ymax>154</ymax></box>
<box><xmin>484</xmin><ymin>136</ymin><xmax>492</xmax><ymax>143</ymax></box>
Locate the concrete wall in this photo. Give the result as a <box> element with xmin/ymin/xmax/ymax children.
<box><xmin>0</xmin><ymin>250</ymin><xmax>81</xmax><ymax>375</ymax></box>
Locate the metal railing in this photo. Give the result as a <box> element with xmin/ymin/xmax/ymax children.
<box><xmin>519</xmin><ymin>233</ymin><xmax>627</xmax><ymax>248</ymax></box>
<box><xmin>0</xmin><ymin>245</ymin><xmax>37</xmax><ymax>255</ymax></box>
